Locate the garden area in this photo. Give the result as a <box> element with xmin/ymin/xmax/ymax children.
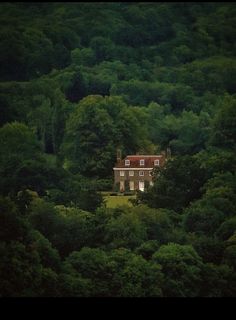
<box><xmin>102</xmin><ymin>192</ymin><xmax>136</xmax><ymax>208</ymax></box>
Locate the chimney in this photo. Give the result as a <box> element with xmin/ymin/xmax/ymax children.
<box><xmin>117</xmin><ymin>148</ymin><xmax>122</xmax><ymax>162</ymax></box>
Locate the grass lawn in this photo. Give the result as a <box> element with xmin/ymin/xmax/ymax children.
<box><xmin>103</xmin><ymin>195</ymin><xmax>136</xmax><ymax>208</ymax></box>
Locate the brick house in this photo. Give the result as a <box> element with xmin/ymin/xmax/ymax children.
<box><xmin>113</xmin><ymin>153</ymin><xmax>166</xmax><ymax>192</ymax></box>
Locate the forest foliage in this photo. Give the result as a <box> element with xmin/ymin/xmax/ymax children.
<box><xmin>0</xmin><ymin>2</ymin><xmax>236</xmax><ymax>297</ymax></box>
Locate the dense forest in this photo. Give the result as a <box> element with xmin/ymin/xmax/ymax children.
<box><xmin>0</xmin><ymin>2</ymin><xmax>236</xmax><ymax>297</ymax></box>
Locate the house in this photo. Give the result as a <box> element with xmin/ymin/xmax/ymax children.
<box><xmin>113</xmin><ymin>152</ymin><xmax>167</xmax><ymax>192</ymax></box>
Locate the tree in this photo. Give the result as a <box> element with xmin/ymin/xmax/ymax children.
<box><xmin>64</xmin><ymin>247</ymin><xmax>164</xmax><ymax>297</ymax></box>
<box><xmin>199</xmin><ymin>263</ymin><xmax>236</xmax><ymax>297</ymax></box>
<box><xmin>90</xmin><ymin>36</ymin><xmax>115</xmax><ymax>63</ymax></box>
<box><xmin>0</xmin><ymin>196</ymin><xmax>29</xmax><ymax>243</ymax></box>
<box><xmin>210</xmin><ymin>96</ymin><xmax>236</xmax><ymax>149</ymax></box>
<box><xmin>62</xmin><ymin>95</ymin><xmax>116</xmax><ymax>177</ymax></box>
<box><xmin>135</xmin><ymin>240</ymin><xmax>160</xmax><ymax>260</ymax></box>
<box><xmin>137</xmin><ymin>155</ymin><xmax>207</xmax><ymax>212</ymax></box>
<box><xmin>65</xmin><ymin>69</ymin><xmax>88</xmax><ymax>103</ymax></box>
<box><xmin>29</xmin><ymin>199</ymin><xmax>99</xmax><ymax>258</ymax></box>
<box><xmin>146</xmin><ymin>108</ymin><xmax>211</xmax><ymax>154</ymax></box>
<box><xmin>174</xmin><ymin>45</ymin><xmax>193</xmax><ymax>63</ymax></box>
<box><xmin>0</xmin><ymin>241</ymin><xmax>43</xmax><ymax>296</ymax></box>
<box><xmin>222</xmin><ymin>245</ymin><xmax>236</xmax><ymax>271</ymax></box>
<box><xmin>1</xmin><ymin>2</ymin><xmax>236</xmax><ymax>298</ymax></box>
<box><xmin>54</xmin><ymin>206</ymin><xmax>97</xmax><ymax>257</ymax></box>
<box><xmin>51</xmin><ymin>88</ymin><xmax>72</xmax><ymax>154</ymax></box>
<box><xmin>132</xmin><ymin>205</ymin><xmax>174</xmax><ymax>243</ymax></box>
<box><xmin>71</xmin><ymin>47</ymin><xmax>95</xmax><ymax>66</ymax></box>
<box><xmin>76</xmin><ymin>188</ymin><xmax>104</xmax><ymax>213</ymax></box>
<box><xmin>62</xmin><ymin>95</ymin><xmax>151</xmax><ymax>178</ymax></box>
<box><xmin>187</xmin><ymin>234</ymin><xmax>225</xmax><ymax>264</ymax></box>
<box><xmin>63</xmin><ymin>247</ymin><xmax>112</xmax><ymax>296</ymax></box>
<box><xmin>109</xmin><ymin>248</ymin><xmax>163</xmax><ymax>297</ymax></box>
<box><xmin>29</xmin><ymin>198</ymin><xmax>60</xmax><ymax>241</ymax></box>
<box><xmin>0</xmin><ymin>122</ymin><xmax>51</xmax><ymax>195</ymax></box>
<box><xmin>29</xmin><ymin>230</ymin><xmax>61</xmax><ymax>272</ymax></box>
<box><xmin>0</xmin><ymin>195</ymin><xmax>61</xmax><ymax>297</ymax></box>
<box><xmin>0</xmin><ymin>122</ymin><xmax>41</xmax><ymax>164</ymax></box>
<box><xmin>152</xmin><ymin>243</ymin><xmax>203</xmax><ymax>297</ymax></box>
<box><xmin>196</xmin><ymin>147</ymin><xmax>236</xmax><ymax>178</ymax></box>
<box><xmin>104</xmin><ymin>210</ymin><xmax>147</xmax><ymax>250</ymax></box>
<box><xmin>216</xmin><ymin>217</ymin><xmax>236</xmax><ymax>241</ymax></box>
<box><xmin>183</xmin><ymin>200</ymin><xmax>225</xmax><ymax>236</ymax></box>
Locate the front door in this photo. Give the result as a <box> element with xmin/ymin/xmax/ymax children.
<box><xmin>139</xmin><ymin>181</ymin><xmax>144</xmax><ymax>191</ymax></box>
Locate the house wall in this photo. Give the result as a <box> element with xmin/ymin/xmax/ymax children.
<box><xmin>114</xmin><ymin>169</ymin><xmax>153</xmax><ymax>191</ymax></box>
<box><xmin>113</xmin><ymin>154</ymin><xmax>166</xmax><ymax>192</ymax></box>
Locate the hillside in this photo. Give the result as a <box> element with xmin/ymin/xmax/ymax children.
<box><xmin>0</xmin><ymin>2</ymin><xmax>236</xmax><ymax>297</ymax></box>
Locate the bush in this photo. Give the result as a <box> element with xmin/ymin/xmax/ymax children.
<box><xmin>124</xmin><ymin>191</ymin><xmax>135</xmax><ymax>196</ymax></box>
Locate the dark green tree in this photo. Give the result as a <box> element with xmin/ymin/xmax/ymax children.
<box><xmin>152</xmin><ymin>243</ymin><xmax>203</xmax><ymax>297</ymax></box>
<box><xmin>137</xmin><ymin>155</ymin><xmax>207</xmax><ymax>212</ymax></box>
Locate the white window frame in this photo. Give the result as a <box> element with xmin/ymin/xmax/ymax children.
<box><xmin>129</xmin><ymin>170</ymin><xmax>134</xmax><ymax>176</ymax></box>
<box><xmin>140</xmin><ymin>159</ymin><xmax>145</xmax><ymax>166</ymax></box>
<box><xmin>139</xmin><ymin>171</ymin><xmax>144</xmax><ymax>176</ymax></box>
<box><xmin>125</xmin><ymin>160</ymin><xmax>130</xmax><ymax>166</ymax></box>
<box><xmin>120</xmin><ymin>170</ymin><xmax>125</xmax><ymax>177</ymax></box>
<box><xmin>154</xmin><ymin>159</ymin><xmax>160</xmax><ymax>166</ymax></box>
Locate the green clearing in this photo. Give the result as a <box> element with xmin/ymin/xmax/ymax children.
<box><xmin>104</xmin><ymin>195</ymin><xmax>136</xmax><ymax>208</ymax></box>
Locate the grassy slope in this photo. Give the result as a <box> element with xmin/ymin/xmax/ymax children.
<box><xmin>104</xmin><ymin>195</ymin><xmax>136</xmax><ymax>208</ymax></box>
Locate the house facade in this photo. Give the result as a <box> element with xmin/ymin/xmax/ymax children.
<box><xmin>113</xmin><ymin>154</ymin><xmax>166</xmax><ymax>192</ymax></box>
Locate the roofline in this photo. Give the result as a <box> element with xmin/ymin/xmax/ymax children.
<box><xmin>126</xmin><ymin>155</ymin><xmax>163</xmax><ymax>157</ymax></box>
<box><xmin>113</xmin><ymin>168</ymin><xmax>154</xmax><ymax>171</ymax></box>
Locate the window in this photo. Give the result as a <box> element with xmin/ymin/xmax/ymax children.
<box><xmin>139</xmin><ymin>181</ymin><xmax>144</xmax><ymax>191</ymax></box>
<box><xmin>149</xmin><ymin>171</ymin><xmax>152</xmax><ymax>176</ymax></box>
<box><xmin>129</xmin><ymin>181</ymin><xmax>134</xmax><ymax>191</ymax></box>
<box><xmin>125</xmin><ymin>160</ymin><xmax>130</xmax><ymax>166</ymax></box>
<box><xmin>139</xmin><ymin>171</ymin><xmax>144</xmax><ymax>176</ymax></box>
<box><xmin>120</xmin><ymin>181</ymin><xmax>125</xmax><ymax>192</ymax></box>
<box><xmin>154</xmin><ymin>159</ymin><xmax>160</xmax><ymax>166</ymax></box>
<box><xmin>129</xmin><ymin>171</ymin><xmax>134</xmax><ymax>176</ymax></box>
<box><xmin>140</xmin><ymin>159</ymin><xmax>145</xmax><ymax>166</ymax></box>
<box><xmin>120</xmin><ymin>171</ymin><xmax>125</xmax><ymax>176</ymax></box>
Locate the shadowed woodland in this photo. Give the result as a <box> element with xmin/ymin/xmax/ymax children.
<box><xmin>0</xmin><ymin>2</ymin><xmax>236</xmax><ymax>297</ymax></box>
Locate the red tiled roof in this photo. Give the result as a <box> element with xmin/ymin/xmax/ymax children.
<box><xmin>114</xmin><ymin>155</ymin><xmax>166</xmax><ymax>168</ymax></box>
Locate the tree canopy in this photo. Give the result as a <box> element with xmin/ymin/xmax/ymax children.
<box><xmin>0</xmin><ymin>2</ymin><xmax>236</xmax><ymax>297</ymax></box>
